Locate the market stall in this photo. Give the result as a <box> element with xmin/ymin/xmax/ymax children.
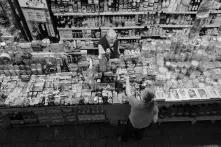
<box><xmin>1</xmin><ymin>0</ymin><xmax>221</xmax><ymax>128</ymax></box>
<box><xmin>1</xmin><ymin>34</ymin><xmax>221</xmax><ymax>127</ymax></box>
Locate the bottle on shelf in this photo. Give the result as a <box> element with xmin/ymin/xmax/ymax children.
<box><xmin>63</xmin><ymin>1</ymin><xmax>69</xmax><ymax>12</ymax></box>
<box><xmin>189</xmin><ymin>0</ymin><xmax>202</xmax><ymax>11</ymax></box>
<box><xmin>59</xmin><ymin>0</ymin><xmax>65</xmax><ymax>13</ymax></box>
<box><xmin>51</xmin><ymin>0</ymin><xmax>57</xmax><ymax>13</ymax></box>
<box><xmin>60</xmin><ymin>16</ymin><xmax>66</xmax><ymax>28</ymax></box>
<box><xmin>68</xmin><ymin>0</ymin><xmax>74</xmax><ymax>12</ymax></box>
<box><xmin>67</xmin><ymin>17</ymin><xmax>72</xmax><ymax>28</ymax></box>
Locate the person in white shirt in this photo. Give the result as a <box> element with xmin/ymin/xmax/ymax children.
<box><xmin>119</xmin><ymin>75</ymin><xmax>158</xmax><ymax>141</ymax></box>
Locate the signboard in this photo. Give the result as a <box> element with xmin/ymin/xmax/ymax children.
<box><xmin>22</xmin><ymin>9</ymin><xmax>47</xmax><ymax>22</ymax></box>
<box><xmin>18</xmin><ymin>0</ymin><xmax>47</xmax><ymax>9</ymax></box>
<box><xmin>17</xmin><ymin>0</ymin><xmax>56</xmax><ymax>39</ymax></box>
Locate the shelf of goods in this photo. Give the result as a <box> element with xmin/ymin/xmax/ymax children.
<box><xmin>52</xmin><ymin>0</ymin><xmax>221</xmax><ymax>47</ymax></box>
<box><xmin>161</xmin><ymin>24</ymin><xmax>221</xmax><ymax>28</ymax></box>
<box><xmin>57</xmin><ymin>20</ymin><xmax>221</xmax><ymax>46</ymax></box>
<box><xmin>163</xmin><ymin>10</ymin><xmax>221</xmax><ymax>14</ymax></box>
<box><xmin>54</xmin><ymin>10</ymin><xmax>221</xmax><ymax>16</ymax></box>
<box><xmin>58</xmin><ymin>26</ymin><xmax>145</xmax><ymax>30</ymax></box>
<box><xmin>54</xmin><ymin>11</ymin><xmax>147</xmax><ymax>16</ymax></box>
<box><xmin>58</xmin><ymin>24</ymin><xmax>220</xmax><ymax>31</ymax></box>
<box><xmin>60</xmin><ymin>36</ymin><xmax>141</xmax><ymax>41</ymax></box>
<box><xmin>60</xmin><ymin>37</ymin><xmax>100</xmax><ymax>41</ymax></box>
<box><xmin>58</xmin><ymin>27</ymin><xmax>100</xmax><ymax>30</ymax></box>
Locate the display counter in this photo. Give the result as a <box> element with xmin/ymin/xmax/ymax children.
<box><xmin>1</xmin><ymin>98</ymin><xmax>221</xmax><ymax>128</ymax></box>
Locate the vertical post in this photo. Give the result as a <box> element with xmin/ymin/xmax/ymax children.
<box><xmin>9</xmin><ymin>0</ymin><xmax>33</xmax><ymax>41</ymax></box>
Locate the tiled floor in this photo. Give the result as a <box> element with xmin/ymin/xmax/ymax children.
<box><xmin>0</xmin><ymin>121</ymin><xmax>221</xmax><ymax>147</ymax></box>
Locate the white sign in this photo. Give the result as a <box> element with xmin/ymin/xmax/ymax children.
<box><xmin>18</xmin><ymin>0</ymin><xmax>47</xmax><ymax>9</ymax></box>
<box><xmin>23</xmin><ymin>9</ymin><xmax>47</xmax><ymax>22</ymax></box>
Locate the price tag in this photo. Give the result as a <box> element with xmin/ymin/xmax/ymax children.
<box><xmin>81</xmin><ymin>50</ymin><xmax>87</xmax><ymax>54</ymax></box>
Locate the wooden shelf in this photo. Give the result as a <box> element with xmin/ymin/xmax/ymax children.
<box><xmin>158</xmin><ymin>117</ymin><xmax>194</xmax><ymax>123</ymax></box>
<box><xmin>164</xmin><ymin>10</ymin><xmax>221</xmax><ymax>14</ymax></box>
<box><xmin>99</xmin><ymin>11</ymin><xmax>146</xmax><ymax>15</ymax></box>
<box><xmin>81</xmin><ymin>47</ymin><xmax>98</xmax><ymax>50</ymax></box>
<box><xmin>54</xmin><ymin>12</ymin><xmax>99</xmax><ymax>16</ymax></box>
<box><xmin>210</xmin><ymin>10</ymin><xmax>221</xmax><ymax>14</ymax></box>
<box><xmin>159</xmin><ymin>115</ymin><xmax>221</xmax><ymax>123</ymax></box>
<box><xmin>160</xmin><ymin>24</ymin><xmax>220</xmax><ymax>28</ymax></box>
<box><xmin>196</xmin><ymin>115</ymin><xmax>221</xmax><ymax>121</ymax></box>
<box><xmin>58</xmin><ymin>24</ymin><xmax>218</xmax><ymax>31</ymax></box>
<box><xmin>58</xmin><ymin>27</ymin><xmax>99</xmax><ymax>30</ymax></box>
<box><xmin>21</xmin><ymin>6</ymin><xmax>48</xmax><ymax>10</ymax></box>
<box><xmin>101</xmin><ymin>26</ymin><xmax>144</xmax><ymax>29</ymax></box>
<box><xmin>164</xmin><ymin>11</ymin><xmax>197</xmax><ymax>14</ymax></box>
<box><xmin>160</xmin><ymin>24</ymin><xmax>192</xmax><ymax>28</ymax></box>
<box><xmin>61</xmin><ymin>36</ymin><xmax>141</xmax><ymax>40</ymax></box>
<box><xmin>54</xmin><ymin>10</ymin><xmax>221</xmax><ymax>17</ymax></box>
<box><xmin>158</xmin><ymin>98</ymin><xmax>221</xmax><ymax>103</ymax></box>
<box><xmin>54</xmin><ymin>11</ymin><xmax>146</xmax><ymax>16</ymax></box>
<box><xmin>60</xmin><ymin>38</ymin><xmax>99</xmax><ymax>41</ymax></box>
<box><xmin>118</xmin><ymin>36</ymin><xmax>141</xmax><ymax>40</ymax></box>
<box><xmin>204</xmin><ymin>24</ymin><xmax>220</xmax><ymax>28</ymax></box>
<box><xmin>141</xmin><ymin>35</ymin><xmax>168</xmax><ymax>38</ymax></box>
<box><xmin>58</xmin><ymin>26</ymin><xmax>144</xmax><ymax>30</ymax></box>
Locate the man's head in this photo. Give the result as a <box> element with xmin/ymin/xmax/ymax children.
<box><xmin>106</xmin><ymin>29</ymin><xmax>117</xmax><ymax>45</ymax></box>
<box><xmin>141</xmin><ymin>88</ymin><xmax>155</xmax><ymax>104</ymax></box>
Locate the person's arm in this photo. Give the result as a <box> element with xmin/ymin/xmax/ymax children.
<box><xmin>117</xmin><ymin>44</ymin><xmax>121</xmax><ymax>56</ymax></box>
<box><xmin>98</xmin><ymin>44</ymin><xmax>105</xmax><ymax>59</ymax></box>
<box><xmin>125</xmin><ymin>75</ymin><xmax>131</xmax><ymax>96</ymax></box>
<box><xmin>153</xmin><ymin>104</ymin><xmax>159</xmax><ymax>123</ymax></box>
<box><xmin>116</xmin><ymin>40</ymin><xmax>121</xmax><ymax>57</ymax></box>
<box><xmin>125</xmin><ymin>75</ymin><xmax>141</xmax><ymax>106</ymax></box>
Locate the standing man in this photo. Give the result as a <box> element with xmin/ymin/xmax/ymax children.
<box><xmin>98</xmin><ymin>29</ymin><xmax>120</xmax><ymax>59</ymax></box>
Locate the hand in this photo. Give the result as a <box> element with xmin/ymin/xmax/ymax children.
<box><xmin>106</xmin><ymin>48</ymin><xmax>111</xmax><ymax>53</ymax></box>
<box><xmin>153</xmin><ymin>115</ymin><xmax>158</xmax><ymax>123</ymax></box>
<box><xmin>125</xmin><ymin>75</ymin><xmax>132</xmax><ymax>96</ymax></box>
<box><xmin>118</xmin><ymin>49</ymin><xmax>121</xmax><ymax>55</ymax></box>
<box><xmin>153</xmin><ymin>106</ymin><xmax>158</xmax><ymax>123</ymax></box>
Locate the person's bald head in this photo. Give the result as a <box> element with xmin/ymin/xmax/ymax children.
<box><xmin>106</xmin><ymin>29</ymin><xmax>117</xmax><ymax>45</ymax></box>
<box><xmin>107</xmin><ymin>29</ymin><xmax>117</xmax><ymax>39</ymax></box>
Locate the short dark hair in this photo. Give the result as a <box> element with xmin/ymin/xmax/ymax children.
<box><xmin>142</xmin><ymin>90</ymin><xmax>155</xmax><ymax>103</ymax></box>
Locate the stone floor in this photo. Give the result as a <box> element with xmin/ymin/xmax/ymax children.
<box><xmin>0</xmin><ymin>121</ymin><xmax>221</xmax><ymax>147</ymax></box>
